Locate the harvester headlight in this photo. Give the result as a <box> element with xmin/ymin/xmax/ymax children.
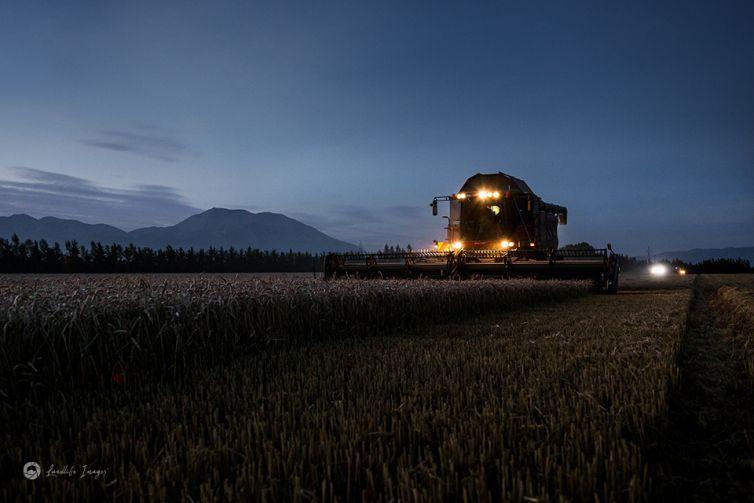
<box><xmin>492</xmin><ymin>191</ymin><xmax>501</xmax><ymax>198</ymax></box>
<box><xmin>452</xmin><ymin>241</ymin><xmax>463</xmax><ymax>250</ymax></box>
<box><xmin>649</xmin><ymin>263</ymin><xmax>669</xmax><ymax>276</ymax></box>
<box><xmin>456</xmin><ymin>192</ymin><xmax>466</xmax><ymax>200</ymax></box>
<box><xmin>678</xmin><ymin>268</ymin><xmax>687</xmax><ymax>275</ymax></box>
<box><xmin>501</xmin><ymin>240</ymin><xmax>515</xmax><ymax>249</ymax></box>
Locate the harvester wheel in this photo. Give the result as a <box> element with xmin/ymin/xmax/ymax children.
<box><xmin>607</xmin><ymin>276</ymin><xmax>619</xmax><ymax>294</ymax></box>
<box><xmin>606</xmin><ymin>256</ymin><xmax>620</xmax><ymax>294</ymax></box>
<box><xmin>592</xmin><ymin>276</ymin><xmax>604</xmax><ymax>292</ymax></box>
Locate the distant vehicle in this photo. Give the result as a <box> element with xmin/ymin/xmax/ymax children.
<box><xmin>325</xmin><ymin>172</ymin><xmax>620</xmax><ymax>293</ymax></box>
<box><xmin>650</xmin><ymin>262</ymin><xmax>687</xmax><ymax>276</ymax></box>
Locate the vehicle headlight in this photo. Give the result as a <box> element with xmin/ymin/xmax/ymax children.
<box><xmin>649</xmin><ymin>263</ymin><xmax>668</xmax><ymax>276</ymax></box>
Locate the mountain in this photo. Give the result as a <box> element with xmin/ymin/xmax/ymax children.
<box><xmin>0</xmin><ymin>214</ymin><xmax>129</xmax><ymax>247</ymax></box>
<box><xmin>653</xmin><ymin>246</ymin><xmax>754</xmax><ymax>264</ymax></box>
<box><xmin>0</xmin><ymin>209</ymin><xmax>359</xmax><ymax>253</ymax></box>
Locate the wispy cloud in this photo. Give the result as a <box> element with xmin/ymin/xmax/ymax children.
<box><xmin>81</xmin><ymin>127</ymin><xmax>197</xmax><ymax>162</ymax></box>
<box><xmin>0</xmin><ymin>167</ymin><xmax>199</xmax><ymax>229</ymax></box>
<box><xmin>291</xmin><ymin>203</ymin><xmax>437</xmax><ymax>251</ymax></box>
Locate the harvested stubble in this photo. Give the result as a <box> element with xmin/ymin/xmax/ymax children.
<box><xmin>707</xmin><ymin>275</ymin><xmax>754</xmax><ymax>379</ymax></box>
<box><xmin>1</xmin><ymin>281</ymin><xmax>690</xmax><ymax>502</ymax></box>
<box><xmin>0</xmin><ymin>275</ymin><xmax>588</xmax><ymax>401</ymax></box>
<box><xmin>651</xmin><ymin>275</ymin><xmax>754</xmax><ymax>501</ymax></box>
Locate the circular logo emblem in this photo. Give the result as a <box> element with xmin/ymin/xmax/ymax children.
<box><xmin>23</xmin><ymin>462</ymin><xmax>42</xmax><ymax>480</ymax></box>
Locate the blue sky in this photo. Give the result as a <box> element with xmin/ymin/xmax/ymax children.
<box><xmin>1</xmin><ymin>0</ymin><xmax>752</xmax><ymax>255</ymax></box>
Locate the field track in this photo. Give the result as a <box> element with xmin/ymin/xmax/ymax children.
<box><xmin>653</xmin><ymin>276</ymin><xmax>754</xmax><ymax>502</ymax></box>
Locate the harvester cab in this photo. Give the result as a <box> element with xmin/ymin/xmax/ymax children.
<box><xmin>431</xmin><ymin>172</ymin><xmax>566</xmax><ymax>253</ymax></box>
<box><xmin>324</xmin><ymin>171</ymin><xmax>619</xmax><ymax>293</ymax></box>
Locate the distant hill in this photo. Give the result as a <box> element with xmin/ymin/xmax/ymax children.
<box><xmin>0</xmin><ymin>214</ymin><xmax>129</xmax><ymax>246</ymax></box>
<box><xmin>0</xmin><ymin>209</ymin><xmax>359</xmax><ymax>253</ymax></box>
<box><xmin>653</xmin><ymin>246</ymin><xmax>754</xmax><ymax>264</ymax></box>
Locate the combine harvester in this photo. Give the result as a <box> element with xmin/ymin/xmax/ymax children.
<box><xmin>325</xmin><ymin>172</ymin><xmax>620</xmax><ymax>293</ymax></box>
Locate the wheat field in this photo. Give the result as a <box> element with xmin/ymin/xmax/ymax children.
<box><xmin>2</xmin><ymin>274</ymin><xmax>752</xmax><ymax>501</ymax></box>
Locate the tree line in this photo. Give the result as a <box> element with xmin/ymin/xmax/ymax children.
<box><xmin>2</xmin><ymin>234</ymin><xmax>750</xmax><ymax>274</ymax></box>
<box><xmin>681</xmin><ymin>258</ymin><xmax>752</xmax><ymax>274</ymax></box>
<box><xmin>0</xmin><ymin>235</ymin><xmax>417</xmax><ymax>273</ymax></box>
<box><xmin>618</xmin><ymin>255</ymin><xmax>752</xmax><ymax>274</ymax></box>
<box><xmin>562</xmin><ymin>242</ymin><xmax>753</xmax><ymax>273</ymax></box>
<box><xmin>0</xmin><ymin>235</ymin><xmax>324</xmax><ymax>273</ymax></box>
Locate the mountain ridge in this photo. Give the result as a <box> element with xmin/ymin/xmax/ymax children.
<box><xmin>0</xmin><ymin>209</ymin><xmax>359</xmax><ymax>253</ymax></box>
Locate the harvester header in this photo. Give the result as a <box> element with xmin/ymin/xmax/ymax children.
<box><xmin>325</xmin><ymin>171</ymin><xmax>619</xmax><ymax>292</ymax></box>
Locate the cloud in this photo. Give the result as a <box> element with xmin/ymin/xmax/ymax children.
<box><xmin>290</xmin><ymin>203</ymin><xmax>438</xmax><ymax>251</ymax></box>
<box><xmin>81</xmin><ymin>127</ymin><xmax>196</xmax><ymax>162</ymax></box>
<box><xmin>0</xmin><ymin>167</ymin><xmax>200</xmax><ymax>229</ymax></box>
<box><xmin>385</xmin><ymin>205</ymin><xmax>427</xmax><ymax>219</ymax></box>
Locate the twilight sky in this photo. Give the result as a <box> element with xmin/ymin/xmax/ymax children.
<box><xmin>1</xmin><ymin>0</ymin><xmax>752</xmax><ymax>256</ymax></box>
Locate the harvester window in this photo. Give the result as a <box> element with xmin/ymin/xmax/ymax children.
<box><xmin>460</xmin><ymin>199</ymin><xmax>507</xmax><ymax>241</ymax></box>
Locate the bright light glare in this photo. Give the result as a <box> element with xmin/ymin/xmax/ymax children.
<box><xmin>649</xmin><ymin>263</ymin><xmax>669</xmax><ymax>276</ymax></box>
<box><xmin>678</xmin><ymin>269</ymin><xmax>687</xmax><ymax>275</ymax></box>
<box><xmin>478</xmin><ymin>190</ymin><xmax>500</xmax><ymax>199</ymax></box>
<box><xmin>456</xmin><ymin>192</ymin><xmax>466</xmax><ymax>199</ymax></box>
<box><xmin>501</xmin><ymin>240</ymin><xmax>515</xmax><ymax>249</ymax></box>
<box><xmin>452</xmin><ymin>241</ymin><xmax>463</xmax><ymax>250</ymax></box>
<box><xmin>477</xmin><ymin>190</ymin><xmax>500</xmax><ymax>199</ymax></box>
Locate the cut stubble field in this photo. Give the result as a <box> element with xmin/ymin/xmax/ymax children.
<box><xmin>1</xmin><ymin>274</ymin><xmax>753</xmax><ymax>502</ymax></box>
